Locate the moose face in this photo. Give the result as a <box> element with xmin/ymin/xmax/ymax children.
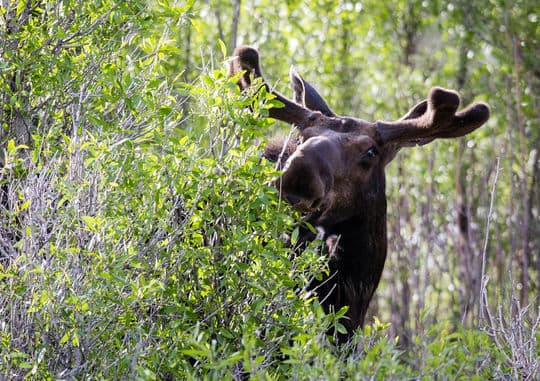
<box><xmin>277</xmin><ymin>128</ymin><xmax>382</xmax><ymax>224</ymax></box>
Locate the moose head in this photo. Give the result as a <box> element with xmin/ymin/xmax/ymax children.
<box><xmin>230</xmin><ymin>46</ymin><xmax>489</xmax><ymax>341</ymax></box>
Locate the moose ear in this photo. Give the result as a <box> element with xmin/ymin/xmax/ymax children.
<box><xmin>289</xmin><ymin>67</ymin><xmax>336</xmax><ymax>117</ymax></box>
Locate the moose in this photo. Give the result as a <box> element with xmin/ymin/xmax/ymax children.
<box><xmin>230</xmin><ymin>46</ymin><xmax>490</xmax><ymax>341</ymax></box>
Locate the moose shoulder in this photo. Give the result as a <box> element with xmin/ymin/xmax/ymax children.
<box><xmin>230</xmin><ymin>46</ymin><xmax>490</xmax><ymax>341</ymax></box>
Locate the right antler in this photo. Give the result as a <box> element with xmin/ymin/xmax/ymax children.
<box><xmin>230</xmin><ymin>46</ymin><xmax>315</xmax><ymax>126</ymax></box>
<box><xmin>376</xmin><ymin>87</ymin><xmax>490</xmax><ymax>146</ymax></box>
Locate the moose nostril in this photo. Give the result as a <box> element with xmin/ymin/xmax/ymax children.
<box><xmin>310</xmin><ymin>197</ymin><xmax>323</xmax><ymax>210</ymax></box>
<box><xmin>285</xmin><ymin>194</ymin><xmax>302</xmax><ymax>205</ymax></box>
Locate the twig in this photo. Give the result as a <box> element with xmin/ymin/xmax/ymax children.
<box><xmin>478</xmin><ymin>156</ymin><xmax>500</xmax><ymax>323</ymax></box>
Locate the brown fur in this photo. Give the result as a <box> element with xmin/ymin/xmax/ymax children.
<box><xmin>263</xmin><ymin>137</ymin><xmax>298</xmax><ymax>168</ymax></box>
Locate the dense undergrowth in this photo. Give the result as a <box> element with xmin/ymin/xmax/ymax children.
<box><xmin>1</xmin><ymin>1</ymin><xmax>539</xmax><ymax>380</ymax></box>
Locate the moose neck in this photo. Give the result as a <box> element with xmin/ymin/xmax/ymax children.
<box><xmin>322</xmin><ymin>169</ymin><xmax>387</xmax><ymax>266</ymax></box>
<box><xmin>303</xmin><ymin>169</ymin><xmax>388</xmax><ymax>338</ymax></box>
<box><xmin>312</xmin><ymin>166</ymin><xmax>388</xmax><ymax>247</ymax></box>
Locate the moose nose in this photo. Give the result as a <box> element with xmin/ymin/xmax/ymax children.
<box><xmin>285</xmin><ymin>194</ymin><xmax>302</xmax><ymax>205</ymax></box>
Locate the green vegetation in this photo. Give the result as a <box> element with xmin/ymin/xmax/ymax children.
<box><xmin>1</xmin><ymin>0</ymin><xmax>538</xmax><ymax>379</ymax></box>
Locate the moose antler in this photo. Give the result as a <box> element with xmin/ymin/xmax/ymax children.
<box><xmin>230</xmin><ymin>46</ymin><xmax>314</xmax><ymax>126</ymax></box>
<box><xmin>376</xmin><ymin>87</ymin><xmax>490</xmax><ymax>146</ymax></box>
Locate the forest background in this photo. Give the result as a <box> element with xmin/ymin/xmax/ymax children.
<box><xmin>0</xmin><ymin>0</ymin><xmax>538</xmax><ymax>379</ymax></box>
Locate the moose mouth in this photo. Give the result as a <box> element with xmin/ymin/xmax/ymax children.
<box><xmin>278</xmin><ymin>164</ymin><xmax>332</xmax><ymax>213</ymax></box>
<box><xmin>284</xmin><ymin>193</ymin><xmax>324</xmax><ymax>212</ymax></box>
<box><xmin>277</xmin><ymin>141</ymin><xmax>335</xmax><ymax>214</ymax></box>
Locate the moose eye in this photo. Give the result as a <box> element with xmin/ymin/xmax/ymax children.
<box><xmin>358</xmin><ymin>146</ymin><xmax>379</xmax><ymax>169</ymax></box>
<box><xmin>365</xmin><ymin>147</ymin><xmax>379</xmax><ymax>159</ymax></box>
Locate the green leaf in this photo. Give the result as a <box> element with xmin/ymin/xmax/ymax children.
<box><xmin>59</xmin><ymin>332</ymin><xmax>70</xmax><ymax>346</ymax></box>
<box><xmin>217</xmin><ymin>39</ymin><xmax>227</xmax><ymax>59</ymax></box>
<box><xmin>290</xmin><ymin>227</ymin><xmax>299</xmax><ymax>245</ymax></box>
<box><xmin>7</xmin><ymin>139</ymin><xmax>15</xmax><ymax>153</ymax></box>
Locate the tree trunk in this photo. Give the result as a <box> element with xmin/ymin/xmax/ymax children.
<box><xmin>230</xmin><ymin>0</ymin><xmax>241</xmax><ymax>51</ymax></box>
<box><xmin>511</xmin><ymin>36</ymin><xmax>530</xmax><ymax>307</ymax></box>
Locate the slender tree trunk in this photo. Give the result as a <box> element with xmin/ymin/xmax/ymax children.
<box><xmin>531</xmin><ymin>147</ymin><xmax>540</xmax><ymax>294</ymax></box>
<box><xmin>454</xmin><ymin>34</ymin><xmax>483</xmax><ymax>325</ymax></box>
<box><xmin>511</xmin><ymin>36</ymin><xmax>530</xmax><ymax>307</ymax></box>
<box><xmin>456</xmin><ymin>139</ymin><xmax>472</xmax><ymax>322</ymax></box>
<box><xmin>527</xmin><ymin>73</ymin><xmax>540</xmax><ymax>297</ymax></box>
<box><xmin>417</xmin><ymin>149</ymin><xmax>434</xmax><ymax>331</ymax></box>
<box><xmin>184</xmin><ymin>15</ymin><xmax>192</xmax><ymax>81</ymax></box>
<box><xmin>212</xmin><ymin>1</ymin><xmax>225</xmax><ymax>44</ymax></box>
<box><xmin>181</xmin><ymin>13</ymin><xmax>192</xmax><ymax>118</ymax></box>
<box><xmin>0</xmin><ymin>1</ymin><xmax>35</xmax><ymax>157</ymax></box>
<box><xmin>390</xmin><ymin>162</ymin><xmax>412</xmax><ymax>347</ymax></box>
<box><xmin>230</xmin><ymin>0</ymin><xmax>241</xmax><ymax>51</ymax></box>
<box><xmin>388</xmin><ymin>3</ymin><xmax>419</xmax><ymax>346</ymax></box>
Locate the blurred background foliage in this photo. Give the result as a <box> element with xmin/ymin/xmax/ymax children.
<box><xmin>0</xmin><ymin>0</ymin><xmax>538</xmax><ymax>379</ymax></box>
